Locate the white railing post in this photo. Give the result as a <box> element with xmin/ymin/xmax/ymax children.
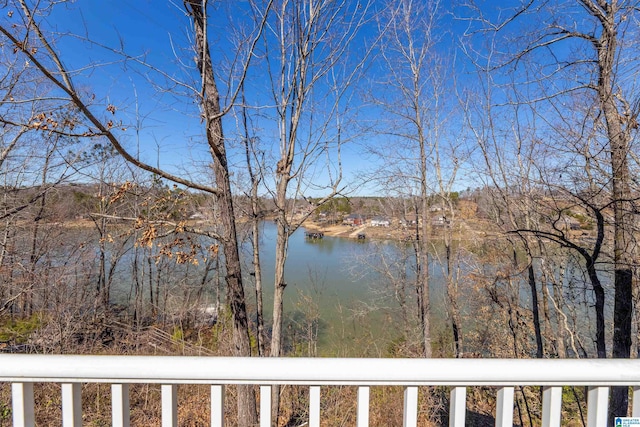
<box><xmin>309</xmin><ymin>386</ymin><xmax>321</xmax><ymax>427</ymax></box>
<box><xmin>260</xmin><ymin>385</ymin><xmax>271</xmax><ymax>427</ymax></box>
<box><xmin>542</xmin><ymin>386</ymin><xmax>562</xmax><ymax>427</ymax></box>
<box><xmin>12</xmin><ymin>382</ymin><xmax>34</xmax><ymax>427</ymax></box>
<box><xmin>357</xmin><ymin>386</ymin><xmax>369</xmax><ymax>427</ymax></box>
<box><xmin>162</xmin><ymin>384</ymin><xmax>177</xmax><ymax>427</ymax></box>
<box><xmin>211</xmin><ymin>385</ymin><xmax>225</xmax><ymax>426</ymax></box>
<box><xmin>633</xmin><ymin>387</ymin><xmax>640</xmax><ymax>417</ymax></box>
<box><xmin>403</xmin><ymin>386</ymin><xmax>418</xmax><ymax>427</ymax></box>
<box><xmin>111</xmin><ymin>384</ymin><xmax>130</xmax><ymax>427</ymax></box>
<box><xmin>450</xmin><ymin>386</ymin><xmax>466</xmax><ymax>427</ymax></box>
<box><xmin>61</xmin><ymin>383</ymin><xmax>82</xmax><ymax>427</ymax></box>
<box><xmin>587</xmin><ymin>386</ymin><xmax>608</xmax><ymax>427</ymax></box>
<box><xmin>495</xmin><ymin>387</ymin><xmax>514</xmax><ymax>427</ymax></box>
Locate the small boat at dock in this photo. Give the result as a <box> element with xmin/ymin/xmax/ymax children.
<box><xmin>305</xmin><ymin>231</ymin><xmax>324</xmax><ymax>239</ymax></box>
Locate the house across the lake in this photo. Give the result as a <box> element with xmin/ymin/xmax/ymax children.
<box><xmin>370</xmin><ymin>216</ymin><xmax>390</xmax><ymax>227</ymax></box>
<box><xmin>399</xmin><ymin>214</ymin><xmax>418</xmax><ymax>228</ymax></box>
<box><xmin>344</xmin><ymin>214</ymin><xmax>364</xmax><ymax>226</ymax></box>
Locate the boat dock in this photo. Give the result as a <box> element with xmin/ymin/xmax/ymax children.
<box><xmin>305</xmin><ymin>231</ymin><xmax>324</xmax><ymax>239</ymax></box>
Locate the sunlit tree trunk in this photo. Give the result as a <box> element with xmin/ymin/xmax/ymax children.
<box><xmin>263</xmin><ymin>1</ymin><xmax>368</xmax><ymax>422</ymax></box>
<box><xmin>185</xmin><ymin>2</ymin><xmax>258</xmax><ymax>424</ymax></box>
<box><xmin>593</xmin><ymin>1</ymin><xmax>633</xmax><ymax>417</ymax></box>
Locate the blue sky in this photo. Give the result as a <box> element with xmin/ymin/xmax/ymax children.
<box><xmin>45</xmin><ymin>1</ymin><xmax>206</xmax><ymax>166</ymax></box>
<box><xmin>32</xmin><ymin>0</ymin><xmax>390</xmax><ymax>195</ymax></box>
<box><xmin>5</xmin><ymin>0</ymin><xmax>580</xmax><ymax>197</ymax></box>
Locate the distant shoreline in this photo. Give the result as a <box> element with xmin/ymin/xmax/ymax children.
<box><xmin>302</xmin><ymin>219</ymin><xmax>410</xmax><ymax>240</ymax></box>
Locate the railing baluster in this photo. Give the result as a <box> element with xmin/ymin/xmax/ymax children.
<box><xmin>403</xmin><ymin>386</ymin><xmax>418</xmax><ymax>427</ymax></box>
<box><xmin>309</xmin><ymin>386</ymin><xmax>321</xmax><ymax>427</ymax></box>
<box><xmin>633</xmin><ymin>386</ymin><xmax>640</xmax><ymax>417</ymax></box>
<box><xmin>12</xmin><ymin>382</ymin><xmax>34</xmax><ymax>427</ymax></box>
<box><xmin>61</xmin><ymin>383</ymin><xmax>82</xmax><ymax>427</ymax></box>
<box><xmin>111</xmin><ymin>384</ymin><xmax>130</xmax><ymax>427</ymax></box>
<box><xmin>260</xmin><ymin>385</ymin><xmax>271</xmax><ymax>427</ymax></box>
<box><xmin>162</xmin><ymin>384</ymin><xmax>177</xmax><ymax>427</ymax></box>
<box><xmin>450</xmin><ymin>386</ymin><xmax>466</xmax><ymax>427</ymax></box>
<box><xmin>211</xmin><ymin>385</ymin><xmax>225</xmax><ymax>426</ymax></box>
<box><xmin>495</xmin><ymin>387</ymin><xmax>514</xmax><ymax>427</ymax></box>
<box><xmin>542</xmin><ymin>386</ymin><xmax>562</xmax><ymax>427</ymax></box>
<box><xmin>587</xmin><ymin>386</ymin><xmax>608</xmax><ymax>427</ymax></box>
<box><xmin>357</xmin><ymin>386</ymin><xmax>369</xmax><ymax>427</ymax></box>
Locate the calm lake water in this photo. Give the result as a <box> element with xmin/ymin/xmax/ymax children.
<box><xmin>241</xmin><ymin>221</ymin><xmax>447</xmax><ymax>356</ymax></box>
<box><xmin>70</xmin><ymin>218</ymin><xmax>609</xmax><ymax>357</ymax></box>
<box><xmin>103</xmin><ymin>220</ymin><xmax>448</xmax><ymax>356</ymax></box>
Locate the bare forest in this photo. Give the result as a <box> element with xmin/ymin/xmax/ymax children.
<box><xmin>0</xmin><ymin>0</ymin><xmax>639</xmax><ymax>425</ymax></box>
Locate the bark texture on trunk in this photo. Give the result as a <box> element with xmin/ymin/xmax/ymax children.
<box><xmin>270</xmin><ymin>177</ymin><xmax>292</xmax><ymax>425</ymax></box>
<box><xmin>185</xmin><ymin>2</ymin><xmax>258</xmax><ymax>425</ymax></box>
<box><xmin>585</xmin><ymin>1</ymin><xmax>634</xmax><ymax>420</ymax></box>
<box><xmin>414</xmin><ymin>192</ymin><xmax>431</xmax><ymax>358</ymax></box>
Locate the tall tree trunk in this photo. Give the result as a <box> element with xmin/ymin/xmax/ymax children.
<box><xmin>252</xmin><ymin>207</ymin><xmax>266</xmax><ymax>356</ymax></box>
<box><xmin>527</xmin><ymin>260</ymin><xmax>543</xmax><ymax>358</ymax></box>
<box><xmin>270</xmin><ymin>213</ymin><xmax>288</xmax><ymax>360</ymax></box>
<box><xmin>587</xmin><ymin>260</ymin><xmax>607</xmax><ymax>359</ymax></box>
<box><xmin>591</xmin><ymin>5</ymin><xmax>633</xmax><ymax>419</ymax></box>
<box><xmin>186</xmin><ymin>2</ymin><xmax>258</xmax><ymax>425</ymax></box>
<box><xmin>270</xmin><ymin>182</ymin><xmax>291</xmax><ymax>425</ymax></box>
<box><xmin>444</xmin><ymin>227</ymin><xmax>462</xmax><ymax>357</ymax></box>
<box><xmin>271</xmin><ymin>164</ymin><xmax>293</xmax><ymax>359</ymax></box>
<box><xmin>414</xmin><ymin>193</ymin><xmax>431</xmax><ymax>358</ymax></box>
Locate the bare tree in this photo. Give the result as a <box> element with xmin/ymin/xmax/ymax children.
<box><xmin>0</xmin><ymin>49</ymin><xmax>82</xmax><ymax>317</ymax></box>
<box><xmin>0</xmin><ymin>0</ymin><xmax>277</xmax><ymax>423</ymax></box>
<box><xmin>369</xmin><ymin>0</ymin><xmax>464</xmax><ymax>357</ymax></box>
<box><xmin>242</xmin><ymin>1</ymin><xmax>374</xmax><ymax>421</ymax></box>
<box><xmin>260</xmin><ymin>0</ymin><xmax>371</xmax><ymax>354</ymax></box>
<box><xmin>462</xmin><ymin>0</ymin><xmax>640</xmax><ymax>417</ymax></box>
<box><xmin>237</xmin><ymin>84</ymin><xmax>268</xmax><ymax>357</ymax></box>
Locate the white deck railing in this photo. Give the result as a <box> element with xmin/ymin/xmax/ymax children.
<box><xmin>2</xmin><ymin>355</ymin><xmax>640</xmax><ymax>427</ymax></box>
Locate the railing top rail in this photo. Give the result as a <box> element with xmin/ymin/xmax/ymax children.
<box><xmin>1</xmin><ymin>355</ymin><xmax>640</xmax><ymax>386</ymax></box>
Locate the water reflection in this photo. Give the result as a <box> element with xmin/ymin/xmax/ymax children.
<box><xmin>238</xmin><ymin>222</ymin><xmax>451</xmax><ymax>355</ymax></box>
